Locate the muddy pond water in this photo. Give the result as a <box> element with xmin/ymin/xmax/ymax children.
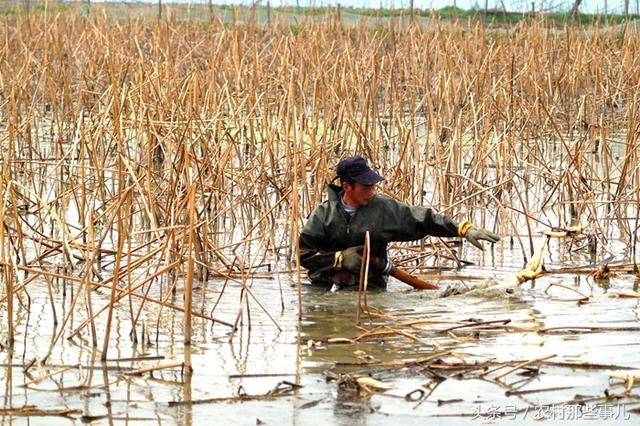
<box><xmin>1</xmin><ymin>236</ymin><xmax>639</xmax><ymax>425</ymax></box>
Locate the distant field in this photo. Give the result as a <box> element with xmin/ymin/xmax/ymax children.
<box><xmin>2</xmin><ymin>2</ymin><xmax>639</xmax><ymax>27</ymax></box>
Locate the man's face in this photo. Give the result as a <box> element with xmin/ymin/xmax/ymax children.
<box><xmin>343</xmin><ymin>181</ymin><xmax>377</xmax><ymax>206</ymax></box>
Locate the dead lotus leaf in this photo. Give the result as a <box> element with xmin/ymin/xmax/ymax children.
<box><xmin>327</xmin><ymin>338</ymin><xmax>355</xmax><ymax>344</ymax></box>
<box><xmin>602</xmin><ymin>290</ymin><xmax>640</xmax><ymax>299</ymax></box>
<box><xmin>356</xmin><ymin>377</ymin><xmax>395</xmax><ymax>391</ymax></box>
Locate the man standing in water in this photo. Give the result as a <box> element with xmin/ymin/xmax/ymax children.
<box><xmin>299</xmin><ymin>156</ymin><xmax>500</xmax><ymax>290</ymax></box>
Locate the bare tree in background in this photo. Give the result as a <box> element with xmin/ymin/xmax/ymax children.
<box><xmin>267</xmin><ymin>1</ymin><xmax>271</xmax><ymax>24</ymax></box>
<box><xmin>571</xmin><ymin>0</ymin><xmax>582</xmax><ymax>21</ymax></box>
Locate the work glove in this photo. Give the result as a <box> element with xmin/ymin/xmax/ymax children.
<box><xmin>458</xmin><ymin>221</ymin><xmax>500</xmax><ymax>250</ymax></box>
<box><xmin>334</xmin><ymin>245</ymin><xmax>363</xmax><ymax>273</ymax></box>
<box><xmin>334</xmin><ymin>246</ymin><xmax>396</xmax><ymax>275</ymax></box>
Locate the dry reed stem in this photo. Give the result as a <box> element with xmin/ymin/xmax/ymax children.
<box><xmin>125</xmin><ymin>362</ymin><xmax>186</xmax><ymax>376</ymax></box>
<box><xmin>183</xmin><ymin>182</ymin><xmax>195</xmax><ymax>345</ymax></box>
<box><xmin>19</xmin><ymin>365</ymin><xmax>79</xmax><ymax>388</ymax></box>
<box><xmin>493</xmin><ymin>354</ymin><xmax>557</xmax><ymax>380</ymax></box>
<box><xmin>0</xmin><ymin>406</ymin><xmax>81</xmax><ymax>418</ymax></box>
<box><xmin>357</xmin><ymin>231</ymin><xmax>371</xmax><ymax>325</ymax></box>
<box><xmin>544</xmin><ymin>281</ymin><xmax>590</xmax><ymax>299</ymax></box>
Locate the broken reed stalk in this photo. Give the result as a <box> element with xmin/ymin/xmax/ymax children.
<box><xmin>357</xmin><ymin>231</ymin><xmax>371</xmax><ymax>325</ymax></box>
<box><xmin>0</xmin><ymin>10</ymin><xmax>639</xmax><ymax>361</ymax></box>
<box><xmin>183</xmin><ymin>147</ymin><xmax>196</xmax><ymax>345</ymax></box>
<box><xmin>0</xmin><ymin>181</ymin><xmax>12</xmax><ymax>348</ymax></box>
<box><xmin>100</xmin><ymin>148</ymin><xmax>129</xmax><ymax>361</ymax></box>
<box><xmin>544</xmin><ymin>281</ymin><xmax>590</xmax><ymax>300</ymax></box>
<box><xmin>292</xmin><ymin>119</ymin><xmax>303</xmax><ymax>321</ymax></box>
<box><xmin>0</xmin><ymin>406</ymin><xmax>81</xmax><ymax>418</ymax></box>
<box><xmin>85</xmin><ymin>211</ymin><xmax>97</xmax><ymax>347</ymax></box>
<box><xmin>493</xmin><ymin>354</ymin><xmax>557</xmax><ymax>380</ymax></box>
<box><xmin>125</xmin><ymin>362</ymin><xmax>186</xmax><ymax>376</ymax></box>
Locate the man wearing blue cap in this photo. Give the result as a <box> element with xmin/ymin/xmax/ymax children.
<box><xmin>299</xmin><ymin>156</ymin><xmax>500</xmax><ymax>290</ymax></box>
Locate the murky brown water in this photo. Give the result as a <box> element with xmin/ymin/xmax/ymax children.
<box><xmin>1</xmin><ymin>235</ymin><xmax>639</xmax><ymax>425</ymax></box>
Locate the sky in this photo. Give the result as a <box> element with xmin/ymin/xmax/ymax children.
<box><xmin>203</xmin><ymin>1</ymin><xmax>639</xmax><ymax>14</ymax></box>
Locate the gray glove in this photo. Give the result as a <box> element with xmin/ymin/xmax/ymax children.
<box><xmin>338</xmin><ymin>245</ymin><xmax>363</xmax><ymax>273</ymax></box>
<box><xmin>465</xmin><ymin>226</ymin><xmax>500</xmax><ymax>250</ymax></box>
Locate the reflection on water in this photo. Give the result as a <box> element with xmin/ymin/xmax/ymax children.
<box><xmin>0</xmin><ymin>237</ymin><xmax>639</xmax><ymax>424</ymax></box>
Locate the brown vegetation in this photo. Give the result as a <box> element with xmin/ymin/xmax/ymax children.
<box><xmin>0</xmin><ymin>10</ymin><xmax>639</xmax><ymax>355</ymax></box>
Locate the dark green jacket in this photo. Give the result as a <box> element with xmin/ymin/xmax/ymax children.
<box><xmin>299</xmin><ymin>184</ymin><xmax>459</xmax><ymax>289</ymax></box>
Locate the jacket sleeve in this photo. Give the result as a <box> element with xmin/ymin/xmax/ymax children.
<box><xmin>298</xmin><ymin>206</ymin><xmax>338</xmax><ymax>274</ymax></box>
<box><xmin>299</xmin><ymin>234</ymin><xmax>337</xmax><ymax>273</ymax></box>
<box><xmin>383</xmin><ymin>198</ymin><xmax>460</xmax><ymax>242</ymax></box>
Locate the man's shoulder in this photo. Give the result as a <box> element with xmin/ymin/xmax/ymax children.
<box><xmin>318</xmin><ymin>198</ymin><xmax>337</xmax><ymax>209</ymax></box>
<box><xmin>308</xmin><ymin>198</ymin><xmax>337</xmax><ymax>217</ymax></box>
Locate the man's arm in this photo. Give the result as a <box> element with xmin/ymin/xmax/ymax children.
<box><xmin>380</xmin><ymin>197</ymin><xmax>499</xmax><ymax>249</ymax></box>
<box><xmin>381</xmin><ymin>198</ymin><xmax>459</xmax><ymax>241</ymax></box>
<box><xmin>298</xmin><ymin>206</ymin><xmax>338</xmax><ymax>274</ymax></box>
<box><xmin>298</xmin><ymin>233</ymin><xmax>338</xmax><ymax>273</ymax></box>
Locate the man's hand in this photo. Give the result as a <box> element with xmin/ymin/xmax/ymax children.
<box><xmin>465</xmin><ymin>226</ymin><xmax>500</xmax><ymax>250</ymax></box>
<box><xmin>334</xmin><ymin>245</ymin><xmax>364</xmax><ymax>273</ymax></box>
<box><xmin>334</xmin><ymin>246</ymin><xmax>395</xmax><ymax>275</ymax></box>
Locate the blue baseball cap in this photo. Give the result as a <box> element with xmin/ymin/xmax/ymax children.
<box><xmin>336</xmin><ymin>156</ymin><xmax>384</xmax><ymax>185</ymax></box>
